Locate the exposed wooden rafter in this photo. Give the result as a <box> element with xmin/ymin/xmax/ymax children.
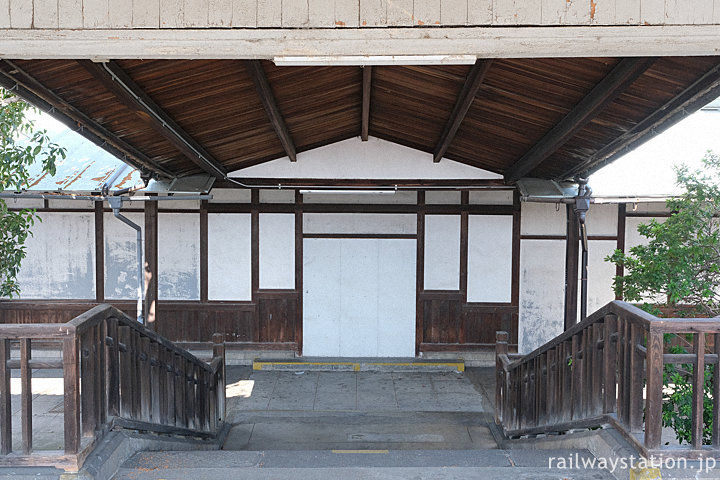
<box><xmin>78</xmin><ymin>60</ymin><xmax>228</xmax><ymax>179</ymax></box>
<box><xmin>433</xmin><ymin>59</ymin><xmax>493</xmax><ymax>163</ymax></box>
<box><xmin>361</xmin><ymin>66</ymin><xmax>372</xmax><ymax>141</ymax></box>
<box><xmin>245</xmin><ymin>60</ymin><xmax>297</xmax><ymax>162</ymax></box>
<box><xmin>0</xmin><ymin>60</ymin><xmax>175</xmax><ymax>179</ymax></box>
<box><xmin>504</xmin><ymin>57</ymin><xmax>657</xmax><ymax>183</ymax></box>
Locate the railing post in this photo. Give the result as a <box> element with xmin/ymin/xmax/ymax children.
<box><xmin>20</xmin><ymin>339</ymin><xmax>32</xmax><ymax>455</ymax></box>
<box><xmin>713</xmin><ymin>333</ymin><xmax>720</xmax><ymax>448</ymax></box>
<box><xmin>603</xmin><ymin>314</ymin><xmax>618</xmax><ymax>414</ymax></box>
<box><xmin>212</xmin><ymin>333</ymin><xmax>226</xmax><ymax>428</ymax></box>
<box><xmin>692</xmin><ymin>333</ymin><xmax>706</xmax><ymax>449</ymax></box>
<box><xmin>495</xmin><ymin>331</ymin><xmax>509</xmax><ymax>425</ymax></box>
<box><xmin>628</xmin><ymin>323</ymin><xmax>644</xmax><ymax>432</ymax></box>
<box><xmin>0</xmin><ymin>338</ymin><xmax>11</xmax><ymax>455</ymax></box>
<box><xmin>63</xmin><ymin>333</ymin><xmax>80</xmax><ymax>455</ymax></box>
<box><xmin>644</xmin><ymin>329</ymin><xmax>664</xmax><ymax>450</ymax></box>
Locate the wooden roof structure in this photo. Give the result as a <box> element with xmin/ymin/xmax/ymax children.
<box><xmin>1</xmin><ymin>56</ymin><xmax>719</xmax><ymax>185</ymax></box>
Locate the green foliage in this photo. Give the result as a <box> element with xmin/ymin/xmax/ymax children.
<box><xmin>0</xmin><ymin>88</ymin><xmax>65</xmax><ymax>298</ymax></box>
<box><xmin>607</xmin><ymin>151</ymin><xmax>720</xmax><ymax>317</ymax></box>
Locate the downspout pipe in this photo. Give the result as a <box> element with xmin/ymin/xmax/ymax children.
<box><xmin>108</xmin><ymin>196</ymin><xmax>144</xmax><ymax>325</ymax></box>
<box><xmin>574</xmin><ymin>182</ymin><xmax>592</xmax><ymax>321</ymax></box>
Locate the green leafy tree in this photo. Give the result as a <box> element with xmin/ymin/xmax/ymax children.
<box><xmin>1</xmin><ymin>88</ymin><xmax>65</xmax><ymax>298</ymax></box>
<box><xmin>606</xmin><ymin>151</ymin><xmax>720</xmax><ymax>445</ymax></box>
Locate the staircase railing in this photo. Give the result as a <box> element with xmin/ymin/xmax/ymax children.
<box><xmin>496</xmin><ymin>300</ymin><xmax>720</xmax><ymax>459</ymax></box>
<box><xmin>0</xmin><ymin>304</ymin><xmax>226</xmax><ymax>471</ymax></box>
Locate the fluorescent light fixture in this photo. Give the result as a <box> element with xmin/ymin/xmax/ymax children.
<box><xmin>273</xmin><ymin>55</ymin><xmax>477</xmax><ymax>66</ymax></box>
<box><xmin>300</xmin><ymin>189</ymin><xmax>396</xmax><ymax>195</ymax></box>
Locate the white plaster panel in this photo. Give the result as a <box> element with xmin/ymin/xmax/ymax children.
<box><xmin>303</xmin><ymin>213</ymin><xmax>416</xmax><ymax>235</ymax></box>
<box><xmin>425</xmin><ymin>191</ymin><xmax>461</xmax><ymax>204</ymax></box>
<box><xmin>209</xmin><ymin>188</ymin><xmax>251</xmax><ymax>203</ymax></box>
<box><xmin>1</xmin><ymin>198</ymin><xmax>43</xmax><ymax>209</ymax></box>
<box><xmin>628</xmin><ymin>201</ymin><xmax>669</xmax><ymax>214</ymax></box>
<box><xmin>156</xmin><ymin>198</ymin><xmax>201</xmax><ymax>210</ymax></box>
<box><xmin>303</xmin><ymin>238</ymin><xmax>416</xmax><ymax>357</ymax></box>
<box><xmin>584</xmin><ymin>240</ymin><xmax>617</xmax><ymax>315</ymax></box>
<box><xmin>232</xmin><ymin>137</ymin><xmax>501</xmax><ymax>180</ymax></box>
<box><xmin>467</xmin><ymin>215</ymin><xmax>513</xmax><ymax>303</ymax></box>
<box><xmin>208</xmin><ymin>213</ymin><xmax>251</xmax><ymax>301</ymax></box>
<box><xmin>47</xmin><ymin>199</ymin><xmax>95</xmax><ymax>209</ymax></box>
<box><xmin>104</xmin><ymin>212</ymin><xmax>144</xmax><ymax>300</ymax></box>
<box><xmin>302</xmin><ymin>191</ymin><xmax>417</xmax><ymax>204</ymax></box>
<box><xmin>585</xmin><ymin>203</ymin><xmax>618</xmax><ymax>236</ymax></box>
<box><xmin>624</xmin><ymin>216</ymin><xmax>666</xmax><ymax>304</ymax></box>
<box><xmin>520</xmin><ymin>202</ymin><xmax>566</xmax><ymax>236</ymax></box>
<box><xmin>158</xmin><ymin>213</ymin><xmax>200</xmax><ymax>300</ymax></box>
<box><xmin>16</xmin><ymin>212</ymin><xmax>95</xmax><ymax>299</ymax></box>
<box><xmin>424</xmin><ymin>215</ymin><xmax>460</xmax><ymax>290</ymax></box>
<box><xmin>519</xmin><ymin>239</ymin><xmax>566</xmax><ymax>353</ymax></box>
<box><xmin>259</xmin><ymin>213</ymin><xmax>295</xmax><ymax>289</ymax></box>
<box><xmin>469</xmin><ymin>190</ymin><xmax>514</xmax><ymax>205</ymax></box>
<box><xmin>259</xmin><ymin>189</ymin><xmax>296</xmax><ymax>203</ymax></box>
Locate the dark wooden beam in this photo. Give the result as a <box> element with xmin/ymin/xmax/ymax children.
<box><xmin>144</xmin><ymin>199</ymin><xmax>158</xmax><ymax>330</ymax></box>
<box><xmin>504</xmin><ymin>57</ymin><xmax>657</xmax><ymax>183</ymax></box>
<box><xmin>245</xmin><ymin>60</ymin><xmax>297</xmax><ymax>162</ymax></box>
<box><xmin>78</xmin><ymin>60</ymin><xmax>227</xmax><ymax>179</ymax></box>
<box><xmin>434</xmin><ymin>59</ymin><xmax>493</xmax><ymax>163</ymax></box>
<box><xmin>361</xmin><ymin>66</ymin><xmax>372</xmax><ymax>141</ymax></box>
<box><xmin>564</xmin><ymin>204</ymin><xmax>580</xmax><ymax>331</ymax></box>
<box><xmin>0</xmin><ymin>60</ymin><xmax>175</xmax><ymax>179</ymax></box>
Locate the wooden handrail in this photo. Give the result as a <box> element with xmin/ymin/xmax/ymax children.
<box><xmin>496</xmin><ymin>300</ymin><xmax>720</xmax><ymax>459</ymax></box>
<box><xmin>0</xmin><ymin>304</ymin><xmax>226</xmax><ymax>471</ymax></box>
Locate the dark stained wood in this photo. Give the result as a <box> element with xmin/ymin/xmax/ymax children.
<box><xmin>77</xmin><ymin>60</ymin><xmax>227</xmax><ymax>178</ymax></box>
<box><xmin>511</xmin><ymin>191</ymin><xmax>521</xmax><ymax>306</ymax></box>
<box><xmin>258</xmin><ymin>296</ymin><xmax>297</xmax><ymax>343</ymax></box>
<box><xmin>63</xmin><ymin>335</ymin><xmax>80</xmax><ymax>455</ymax></box>
<box><xmin>144</xmin><ymin>199</ymin><xmax>158</xmax><ymax>329</ymax></box>
<box><xmin>361</xmin><ymin>66</ymin><xmax>372</xmax><ymax>141</ymax></box>
<box><xmin>504</xmin><ymin>57</ymin><xmax>656</xmax><ymax>182</ymax></box>
<box><xmin>628</xmin><ymin>323</ymin><xmax>644</xmax><ymax>433</ymax></box>
<box><xmin>692</xmin><ymin>332</ymin><xmax>706</xmax><ymax>449</ymax></box>
<box><xmin>644</xmin><ymin>330</ymin><xmax>664</xmax><ymax>449</ymax></box>
<box><xmin>295</xmin><ymin>191</ymin><xmax>304</xmax><ymax>356</ymax></box>
<box><xmin>459</xmin><ymin>191</ymin><xmax>469</xmax><ymax>299</ymax></box>
<box><xmin>20</xmin><ymin>339</ymin><xmax>31</xmax><ymax>454</ymax></box>
<box><xmin>615</xmin><ymin>203</ymin><xmax>626</xmax><ymax>300</ymax></box>
<box><xmin>433</xmin><ymin>59</ymin><xmax>493</xmax><ymax>163</ymax></box>
<box><xmin>95</xmin><ymin>202</ymin><xmax>105</xmax><ymax>303</ymax></box>
<box><xmin>602</xmin><ymin>314</ymin><xmax>617</xmax><ymax>414</ymax></box>
<box><xmin>415</xmin><ymin>192</ymin><xmax>425</xmax><ymax>356</ymax></box>
<box><xmin>564</xmin><ymin>204</ymin><xmax>579</xmax><ymax>331</ymax></box>
<box><xmin>214</xmin><ymin>178</ymin><xmax>508</xmax><ymax>188</ymax></box>
<box><xmin>245</xmin><ymin>60</ymin><xmax>297</xmax><ymax>162</ymax></box>
<box><xmin>200</xmin><ymin>200</ymin><xmax>209</xmax><ymax>303</ymax></box>
<box><xmin>714</xmin><ymin>333</ymin><xmax>720</xmax><ymax>448</ymax></box>
<box><xmin>0</xmin><ymin>339</ymin><xmax>10</xmax><ymax>455</ymax></box>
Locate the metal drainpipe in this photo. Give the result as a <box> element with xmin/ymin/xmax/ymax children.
<box><xmin>108</xmin><ymin>196</ymin><xmax>144</xmax><ymax>325</ymax></box>
<box><xmin>574</xmin><ymin>183</ymin><xmax>592</xmax><ymax>321</ymax></box>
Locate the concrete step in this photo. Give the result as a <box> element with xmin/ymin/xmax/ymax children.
<box><xmin>113</xmin><ymin>449</ymin><xmax>617</xmax><ymax>479</ymax></box>
<box><xmin>253</xmin><ymin>357</ymin><xmax>465</xmax><ymax>373</ymax></box>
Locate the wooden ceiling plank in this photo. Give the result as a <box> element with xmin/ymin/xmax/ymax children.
<box><xmin>0</xmin><ymin>60</ymin><xmax>176</xmax><ymax>179</ymax></box>
<box><xmin>504</xmin><ymin>57</ymin><xmax>657</xmax><ymax>183</ymax></box>
<box><xmin>361</xmin><ymin>66</ymin><xmax>372</xmax><ymax>141</ymax></box>
<box><xmin>433</xmin><ymin>59</ymin><xmax>493</xmax><ymax>163</ymax></box>
<box><xmin>78</xmin><ymin>60</ymin><xmax>228</xmax><ymax>179</ymax></box>
<box><xmin>245</xmin><ymin>60</ymin><xmax>297</xmax><ymax>162</ymax></box>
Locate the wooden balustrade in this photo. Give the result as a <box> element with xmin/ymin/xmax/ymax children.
<box><xmin>496</xmin><ymin>300</ymin><xmax>720</xmax><ymax>459</ymax></box>
<box><xmin>0</xmin><ymin>304</ymin><xmax>226</xmax><ymax>470</ymax></box>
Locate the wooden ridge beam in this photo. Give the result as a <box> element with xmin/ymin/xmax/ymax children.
<box><xmin>434</xmin><ymin>59</ymin><xmax>493</xmax><ymax>163</ymax></box>
<box><xmin>245</xmin><ymin>60</ymin><xmax>297</xmax><ymax>162</ymax></box>
<box><xmin>78</xmin><ymin>60</ymin><xmax>227</xmax><ymax>179</ymax></box>
<box><xmin>504</xmin><ymin>57</ymin><xmax>657</xmax><ymax>183</ymax></box>
<box><xmin>361</xmin><ymin>66</ymin><xmax>372</xmax><ymax>141</ymax></box>
<box><xmin>0</xmin><ymin>60</ymin><xmax>175</xmax><ymax>179</ymax></box>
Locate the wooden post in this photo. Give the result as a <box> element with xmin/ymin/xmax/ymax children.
<box><xmin>714</xmin><ymin>333</ymin><xmax>720</xmax><ymax>448</ymax></box>
<box><xmin>692</xmin><ymin>332</ymin><xmax>706</xmax><ymax>449</ymax></box>
<box><xmin>495</xmin><ymin>331</ymin><xmax>509</xmax><ymax>425</ymax></box>
<box><xmin>213</xmin><ymin>333</ymin><xmax>226</xmax><ymax>427</ymax></box>
<box><xmin>644</xmin><ymin>329</ymin><xmax>664</xmax><ymax>450</ymax></box>
<box><xmin>20</xmin><ymin>339</ymin><xmax>32</xmax><ymax>454</ymax></box>
<box><xmin>200</xmin><ymin>200</ymin><xmax>208</xmax><ymax>304</ymax></box>
<box><xmin>0</xmin><ymin>339</ymin><xmax>11</xmax><ymax>454</ymax></box>
<box><xmin>140</xmin><ymin>336</ymin><xmax>151</xmax><ymax>422</ymax></box>
<box><xmin>63</xmin><ymin>334</ymin><xmax>80</xmax><ymax>455</ymax></box>
<box><xmin>150</xmin><ymin>342</ymin><xmax>161</xmax><ymax>423</ymax></box>
<box><xmin>95</xmin><ymin>200</ymin><xmax>105</xmax><ymax>303</ymax></box>
<box><xmin>80</xmin><ymin>330</ymin><xmax>96</xmax><ymax>436</ymax></box>
<box><xmin>106</xmin><ymin>318</ymin><xmax>119</xmax><ymax>417</ymax></box>
<box><xmin>628</xmin><ymin>323</ymin><xmax>644</xmax><ymax>433</ymax></box>
<box><xmin>564</xmin><ymin>204</ymin><xmax>579</xmax><ymax>331</ymax></box>
<box><xmin>144</xmin><ymin>198</ymin><xmax>158</xmax><ymax>329</ymax></box>
<box><xmin>603</xmin><ymin>314</ymin><xmax>618</xmax><ymax>414</ymax></box>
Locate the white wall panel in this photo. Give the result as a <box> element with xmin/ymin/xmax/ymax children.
<box><xmin>208</xmin><ymin>213</ymin><xmax>251</xmax><ymax>300</ymax></box>
<box><xmin>104</xmin><ymin>212</ymin><xmax>144</xmax><ymax>300</ymax></box>
<box><xmin>585</xmin><ymin>240</ymin><xmax>617</xmax><ymax>315</ymax></box>
<box><xmin>585</xmin><ymin>204</ymin><xmax>618</xmax><ymax>236</ymax></box>
<box><xmin>303</xmin><ymin>213</ymin><xmax>416</xmax><ymax>235</ymax></box>
<box><xmin>469</xmin><ymin>190</ymin><xmax>513</xmax><ymax>205</ymax></box>
<box><xmin>303</xmin><ymin>238</ymin><xmax>416</xmax><ymax>357</ymax></box>
<box><xmin>303</xmin><ymin>191</ymin><xmax>417</xmax><ymax>204</ymax></box>
<box><xmin>259</xmin><ymin>213</ymin><xmax>295</xmax><ymax>289</ymax></box>
<box><xmin>467</xmin><ymin>215</ymin><xmax>513</xmax><ymax>302</ymax></box>
<box><xmin>624</xmin><ymin>216</ymin><xmax>666</xmax><ymax>303</ymax></box>
<box><xmin>208</xmin><ymin>188</ymin><xmax>251</xmax><ymax>203</ymax></box>
<box><xmin>260</xmin><ymin>189</ymin><xmax>295</xmax><ymax>203</ymax></box>
<box><xmin>424</xmin><ymin>215</ymin><xmax>460</xmax><ymax>290</ymax></box>
<box><xmin>158</xmin><ymin>213</ymin><xmax>200</xmax><ymax>300</ymax></box>
<box><xmin>16</xmin><ymin>213</ymin><xmax>95</xmax><ymax>299</ymax></box>
<box><xmin>425</xmin><ymin>191</ymin><xmax>461</xmax><ymax>204</ymax></box>
<box><xmin>519</xmin><ymin>239</ymin><xmax>565</xmax><ymax>353</ymax></box>
<box><xmin>521</xmin><ymin>202</ymin><xmax>566</xmax><ymax>235</ymax></box>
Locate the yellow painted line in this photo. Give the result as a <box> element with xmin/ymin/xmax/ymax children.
<box><xmin>332</xmin><ymin>450</ymin><xmax>389</xmax><ymax>454</ymax></box>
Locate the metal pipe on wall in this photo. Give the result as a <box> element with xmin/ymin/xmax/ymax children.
<box><xmin>108</xmin><ymin>197</ymin><xmax>144</xmax><ymax>325</ymax></box>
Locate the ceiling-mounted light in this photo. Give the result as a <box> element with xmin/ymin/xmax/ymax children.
<box><xmin>273</xmin><ymin>55</ymin><xmax>477</xmax><ymax>67</ymax></box>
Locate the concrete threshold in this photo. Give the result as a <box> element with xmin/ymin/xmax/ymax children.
<box><xmin>253</xmin><ymin>357</ymin><xmax>465</xmax><ymax>372</ymax></box>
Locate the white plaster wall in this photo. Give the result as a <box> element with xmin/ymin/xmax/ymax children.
<box><xmin>303</xmin><ymin>192</ymin><xmax>417</xmax><ymax>204</ymax></box>
<box><xmin>260</xmin><ymin>189</ymin><xmax>295</xmax><ymax>203</ymax></box>
<box><xmin>585</xmin><ymin>240</ymin><xmax>618</xmax><ymax>315</ymax></box>
<box><xmin>47</xmin><ymin>199</ymin><xmax>94</xmax><ymax>209</ymax></box>
<box><xmin>585</xmin><ymin>204</ymin><xmax>618</xmax><ymax>236</ymax></box>
<box><xmin>259</xmin><ymin>213</ymin><xmax>295</xmax><ymax>289</ymax></box>
<box><xmin>469</xmin><ymin>190</ymin><xmax>514</xmax><ymax>205</ymax></box>
<box><xmin>303</xmin><ymin>238</ymin><xmax>416</xmax><ymax>357</ymax></box>
<box><xmin>16</xmin><ymin>212</ymin><xmax>95</xmax><ymax>299</ymax></box>
<box><xmin>232</xmin><ymin>137</ymin><xmax>501</xmax><ymax>180</ymax></box>
<box><xmin>1</xmin><ymin>198</ymin><xmax>43</xmax><ymax>209</ymax></box>
<box><xmin>208</xmin><ymin>188</ymin><xmax>251</xmax><ymax>203</ymax></box>
<box><xmin>518</xmin><ymin>239</ymin><xmax>566</xmax><ymax>353</ymax></box>
<box><xmin>424</xmin><ymin>215</ymin><xmax>460</xmax><ymax>290</ymax></box>
<box><xmin>426</xmin><ymin>191</ymin><xmax>461</xmax><ymax>204</ymax></box>
<box><xmin>521</xmin><ymin>202</ymin><xmax>566</xmax><ymax>235</ymax></box>
<box><xmin>158</xmin><ymin>213</ymin><xmax>200</xmax><ymax>300</ymax></box>
<box><xmin>208</xmin><ymin>213</ymin><xmax>251</xmax><ymax>301</ymax></box>
<box><xmin>104</xmin><ymin>211</ymin><xmax>144</xmax><ymax>300</ymax></box>
<box><xmin>303</xmin><ymin>213</ymin><xmax>416</xmax><ymax>235</ymax></box>
<box><xmin>467</xmin><ymin>215</ymin><xmax>513</xmax><ymax>303</ymax></box>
